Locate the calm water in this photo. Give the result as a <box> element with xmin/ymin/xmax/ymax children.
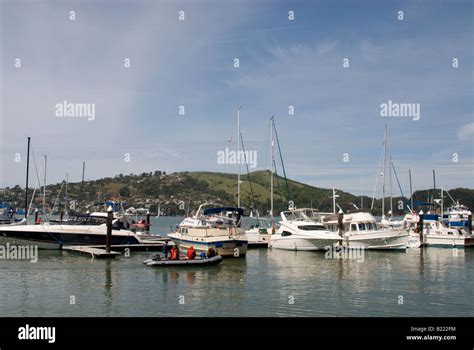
<box><xmin>0</xmin><ymin>217</ymin><xmax>473</xmax><ymax>317</ymax></box>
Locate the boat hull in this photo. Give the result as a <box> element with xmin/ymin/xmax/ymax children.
<box><xmin>422</xmin><ymin>235</ymin><xmax>474</xmax><ymax>247</ymax></box>
<box><xmin>0</xmin><ymin>226</ymin><xmax>142</xmax><ymax>250</ymax></box>
<box><xmin>245</xmin><ymin>231</ymin><xmax>271</xmax><ymax>248</ymax></box>
<box><xmin>343</xmin><ymin>231</ymin><xmax>408</xmax><ymax>250</ymax></box>
<box><xmin>143</xmin><ymin>255</ymin><xmax>223</xmax><ymax>267</ymax></box>
<box><xmin>168</xmin><ymin>234</ymin><xmax>247</xmax><ymax>258</ymax></box>
<box><xmin>270</xmin><ymin>237</ymin><xmax>341</xmax><ymax>251</ymax></box>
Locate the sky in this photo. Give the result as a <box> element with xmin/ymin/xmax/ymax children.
<box><xmin>0</xmin><ymin>0</ymin><xmax>473</xmax><ymax>197</ymax></box>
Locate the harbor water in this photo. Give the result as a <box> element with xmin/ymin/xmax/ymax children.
<box><xmin>0</xmin><ymin>217</ymin><xmax>473</xmax><ymax>317</ymax></box>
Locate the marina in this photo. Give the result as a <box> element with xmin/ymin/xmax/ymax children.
<box><xmin>0</xmin><ymin>2</ymin><xmax>472</xmax><ymax>340</ymax></box>
<box><xmin>0</xmin><ymin>217</ymin><xmax>473</xmax><ymax>317</ymax></box>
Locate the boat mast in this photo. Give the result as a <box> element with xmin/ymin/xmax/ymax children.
<box><xmin>43</xmin><ymin>154</ymin><xmax>47</xmax><ymax>216</ymax></box>
<box><xmin>80</xmin><ymin>161</ymin><xmax>85</xmax><ymax>209</ymax></box>
<box><xmin>409</xmin><ymin>169</ymin><xmax>413</xmax><ymax>211</ymax></box>
<box><xmin>237</xmin><ymin>107</ymin><xmax>241</xmax><ymax>208</ymax></box>
<box><xmin>332</xmin><ymin>187</ymin><xmax>339</xmax><ymax>214</ymax></box>
<box><xmin>440</xmin><ymin>187</ymin><xmax>444</xmax><ymax>216</ymax></box>
<box><xmin>270</xmin><ymin>116</ymin><xmax>274</xmax><ymax>219</ymax></box>
<box><xmin>25</xmin><ymin>137</ymin><xmax>31</xmax><ymax>220</ymax></box>
<box><xmin>432</xmin><ymin>169</ymin><xmax>436</xmax><ymax>210</ymax></box>
<box><xmin>389</xmin><ymin>157</ymin><xmax>393</xmax><ymax>218</ymax></box>
<box><xmin>382</xmin><ymin>124</ymin><xmax>387</xmax><ymax>217</ymax></box>
<box><xmin>65</xmin><ymin>172</ymin><xmax>69</xmax><ymax>216</ymax></box>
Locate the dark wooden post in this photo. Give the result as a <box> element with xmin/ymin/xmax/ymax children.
<box><xmin>106</xmin><ymin>206</ymin><xmax>113</xmax><ymax>253</ymax></box>
<box><xmin>337</xmin><ymin>209</ymin><xmax>344</xmax><ymax>246</ymax></box>
<box><xmin>146</xmin><ymin>211</ymin><xmax>150</xmax><ymax>232</ymax></box>
<box><xmin>467</xmin><ymin>214</ymin><xmax>472</xmax><ymax>234</ymax></box>
<box><xmin>34</xmin><ymin>209</ymin><xmax>39</xmax><ymax>225</ymax></box>
<box><xmin>60</xmin><ymin>210</ymin><xmax>64</xmax><ymax>222</ymax></box>
<box><xmin>418</xmin><ymin>211</ymin><xmax>424</xmax><ymax>245</ymax></box>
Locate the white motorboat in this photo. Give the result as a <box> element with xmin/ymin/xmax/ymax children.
<box><xmin>245</xmin><ymin>216</ymin><xmax>275</xmax><ymax>247</ymax></box>
<box><xmin>404</xmin><ymin>213</ymin><xmax>473</xmax><ymax>247</ymax></box>
<box><xmin>0</xmin><ymin>212</ymin><xmax>143</xmax><ymax>249</ymax></box>
<box><xmin>167</xmin><ymin>203</ymin><xmax>248</xmax><ymax>258</ymax></box>
<box><xmin>270</xmin><ymin>208</ymin><xmax>341</xmax><ymax>251</ymax></box>
<box><xmin>323</xmin><ymin>212</ymin><xmax>408</xmax><ymax>250</ymax></box>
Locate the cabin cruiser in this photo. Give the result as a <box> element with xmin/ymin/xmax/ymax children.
<box><xmin>322</xmin><ymin>212</ymin><xmax>408</xmax><ymax>250</ymax></box>
<box><xmin>270</xmin><ymin>208</ymin><xmax>341</xmax><ymax>251</ymax></box>
<box><xmin>245</xmin><ymin>217</ymin><xmax>275</xmax><ymax>247</ymax></box>
<box><xmin>0</xmin><ymin>212</ymin><xmax>143</xmax><ymax>249</ymax></box>
<box><xmin>403</xmin><ymin>213</ymin><xmax>473</xmax><ymax>247</ymax></box>
<box><xmin>0</xmin><ymin>204</ymin><xmax>26</xmax><ymax>226</ymax></box>
<box><xmin>167</xmin><ymin>203</ymin><xmax>248</xmax><ymax>258</ymax></box>
<box><xmin>443</xmin><ymin>203</ymin><xmax>472</xmax><ymax>230</ymax></box>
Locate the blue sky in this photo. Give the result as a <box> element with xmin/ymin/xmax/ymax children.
<box><xmin>1</xmin><ymin>0</ymin><xmax>473</xmax><ymax>197</ymax></box>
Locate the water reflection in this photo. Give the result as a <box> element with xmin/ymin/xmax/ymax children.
<box><xmin>0</xmin><ymin>218</ymin><xmax>472</xmax><ymax>317</ymax></box>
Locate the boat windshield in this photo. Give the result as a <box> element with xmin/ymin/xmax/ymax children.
<box><xmin>283</xmin><ymin>209</ymin><xmax>321</xmax><ymax>222</ymax></box>
<box><xmin>67</xmin><ymin>215</ymin><xmax>108</xmax><ymax>226</ymax></box>
<box><xmin>360</xmin><ymin>222</ymin><xmax>377</xmax><ymax>230</ymax></box>
<box><xmin>298</xmin><ymin>225</ymin><xmax>327</xmax><ymax>231</ymax></box>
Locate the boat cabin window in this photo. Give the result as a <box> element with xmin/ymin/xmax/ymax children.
<box><xmin>358</xmin><ymin>223</ymin><xmax>366</xmax><ymax>231</ymax></box>
<box><xmin>281</xmin><ymin>231</ymin><xmax>292</xmax><ymax>237</ymax></box>
<box><xmin>351</xmin><ymin>224</ymin><xmax>358</xmax><ymax>231</ymax></box>
<box><xmin>298</xmin><ymin>225</ymin><xmax>326</xmax><ymax>231</ymax></box>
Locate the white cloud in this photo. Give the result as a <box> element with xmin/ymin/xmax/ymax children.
<box><xmin>457</xmin><ymin>122</ymin><xmax>474</xmax><ymax>142</ymax></box>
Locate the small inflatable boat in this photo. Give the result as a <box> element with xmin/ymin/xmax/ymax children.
<box><xmin>143</xmin><ymin>255</ymin><xmax>223</xmax><ymax>267</ymax></box>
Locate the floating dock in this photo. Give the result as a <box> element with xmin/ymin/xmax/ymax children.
<box><xmin>62</xmin><ymin>246</ymin><xmax>121</xmax><ymax>258</ymax></box>
<box><xmin>61</xmin><ymin>239</ymin><xmax>173</xmax><ymax>258</ymax></box>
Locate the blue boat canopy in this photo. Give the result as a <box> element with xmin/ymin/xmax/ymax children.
<box><xmin>203</xmin><ymin>207</ymin><xmax>244</xmax><ymax>215</ymax></box>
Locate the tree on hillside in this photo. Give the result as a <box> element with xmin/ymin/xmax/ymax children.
<box><xmin>119</xmin><ymin>186</ymin><xmax>131</xmax><ymax>198</ymax></box>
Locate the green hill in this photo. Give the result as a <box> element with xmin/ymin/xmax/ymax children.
<box><xmin>2</xmin><ymin>170</ymin><xmax>473</xmax><ymax>216</ymax></box>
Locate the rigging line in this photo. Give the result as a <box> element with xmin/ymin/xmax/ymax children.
<box><xmin>49</xmin><ymin>180</ymin><xmax>65</xmax><ymax>219</ymax></box>
<box><xmin>239</xmin><ymin>132</ymin><xmax>260</xmax><ymax>225</ymax></box>
<box><xmin>390</xmin><ymin>162</ymin><xmax>405</xmax><ymax>199</ymax></box>
<box><xmin>371</xmin><ymin>141</ymin><xmax>385</xmax><ymax>210</ymax></box>
<box><xmin>272</xmin><ymin>120</ymin><xmax>291</xmax><ymax>202</ymax></box>
<box><xmin>444</xmin><ymin>190</ymin><xmax>457</xmax><ymax>206</ymax></box>
<box><xmin>273</xmin><ymin>160</ymin><xmax>286</xmax><ymax>209</ymax></box>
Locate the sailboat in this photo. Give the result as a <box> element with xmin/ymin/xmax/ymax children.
<box><xmin>267</xmin><ymin>117</ymin><xmax>341</xmax><ymax>250</ymax></box>
<box><xmin>238</xmin><ymin>110</ymin><xmax>272</xmax><ymax>247</ymax></box>
<box><xmin>322</xmin><ymin>126</ymin><xmax>408</xmax><ymax>250</ymax></box>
